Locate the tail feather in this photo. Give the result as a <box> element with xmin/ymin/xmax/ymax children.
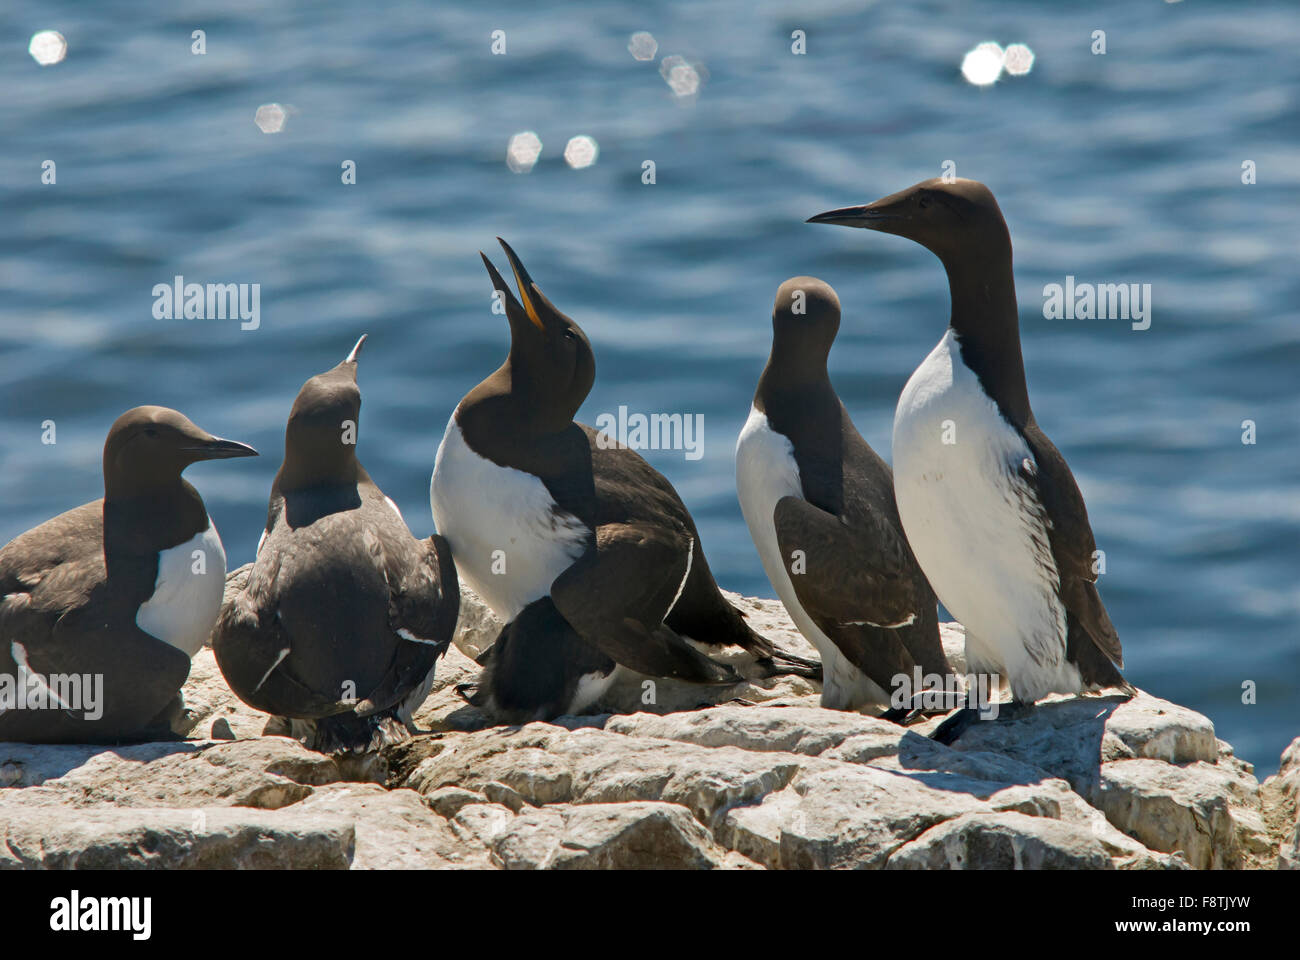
<box><xmin>1066</xmin><ymin>610</ymin><xmax>1132</xmax><ymax>694</ymax></box>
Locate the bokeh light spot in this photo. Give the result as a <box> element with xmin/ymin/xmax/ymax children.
<box><xmin>660</xmin><ymin>55</ymin><xmax>705</xmax><ymax>99</ymax></box>
<box><xmin>628</xmin><ymin>32</ymin><xmax>658</xmax><ymax>61</ymax></box>
<box><xmin>254</xmin><ymin>103</ymin><xmax>287</xmax><ymax>133</ymax></box>
<box><xmin>563</xmin><ymin>135</ymin><xmax>599</xmax><ymax>170</ymax></box>
<box><xmin>506</xmin><ymin>131</ymin><xmax>543</xmax><ymax>173</ymax></box>
<box><xmin>29</xmin><ymin>31</ymin><xmax>67</xmax><ymax>67</ymax></box>
<box><xmin>960</xmin><ymin>42</ymin><xmax>1004</xmax><ymax>86</ymax></box>
<box><xmin>1003</xmin><ymin>43</ymin><xmax>1035</xmax><ymax>77</ymax></box>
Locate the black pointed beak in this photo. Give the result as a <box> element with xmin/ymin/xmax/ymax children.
<box><xmin>184</xmin><ymin>437</ymin><xmax>259</xmax><ymax>460</ymax></box>
<box><xmin>806</xmin><ymin>204</ymin><xmax>901</xmax><ymax>228</ymax></box>
<box><xmin>480</xmin><ymin>252</ymin><xmax>513</xmax><ymax>304</ymax></box>
<box><xmin>496</xmin><ymin>237</ymin><xmax>545</xmax><ymax>331</ymax></box>
<box><xmin>481</xmin><ymin>250</ymin><xmax>531</xmax><ymax>325</ymax></box>
<box><xmin>496</xmin><ymin>237</ymin><xmax>534</xmax><ymax>288</ymax></box>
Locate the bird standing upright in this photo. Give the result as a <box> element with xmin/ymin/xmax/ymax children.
<box><xmin>736</xmin><ymin>276</ymin><xmax>949</xmax><ymax>714</ymax></box>
<box><xmin>809</xmin><ymin>178</ymin><xmax>1130</xmax><ymax>742</ymax></box>
<box><xmin>214</xmin><ymin>337</ymin><xmax>458</xmax><ymax>752</ymax></box>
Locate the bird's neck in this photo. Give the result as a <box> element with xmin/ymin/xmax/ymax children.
<box><xmin>756</xmin><ymin>358</ymin><xmax>833</xmax><ymax>408</ymax></box>
<box><xmin>942</xmin><ymin>250</ymin><xmax>1032</xmax><ymax>427</ymax></box>
<box><xmin>103</xmin><ymin>480</ymin><xmax>208</xmax><ymax>558</ymax></box>
<box><xmin>276</xmin><ymin>455</ymin><xmax>359</xmax><ymax>494</ymax></box>
<box><xmin>466</xmin><ymin>360</ymin><xmax>574</xmax><ymax>438</ymax></box>
<box><xmin>104</xmin><ymin>472</ymin><xmax>190</xmax><ymax>505</ymax></box>
<box><xmin>754</xmin><ymin>355</ymin><xmax>839</xmax><ymax>452</ymax></box>
<box><xmin>757</xmin><ymin>326</ymin><xmax>835</xmax><ymax>398</ymax></box>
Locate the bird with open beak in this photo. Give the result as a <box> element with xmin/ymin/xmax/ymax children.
<box><xmin>430</xmin><ymin>238</ymin><xmax>821</xmax><ymax>722</ymax></box>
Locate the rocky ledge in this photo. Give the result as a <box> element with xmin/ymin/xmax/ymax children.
<box><xmin>1</xmin><ymin>570</ymin><xmax>1296</xmax><ymax>870</ymax></box>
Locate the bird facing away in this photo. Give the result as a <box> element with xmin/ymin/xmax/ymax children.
<box><xmin>213</xmin><ymin>337</ymin><xmax>459</xmax><ymax>752</ymax></box>
<box><xmin>810</xmin><ymin>178</ymin><xmax>1130</xmax><ymax>743</ymax></box>
<box><xmin>0</xmin><ymin>406</ymin><xmax>257</xmax><ymax>743</ymax></box>
<box><xmin>431</xmin><ymin>238</ymin><xmax>818</xmax><ymax>723</ymax></box>
<box><xmin>737</xmin><ymin>276</ymin><xmax>950</xmax><ymax>714</ymax></box>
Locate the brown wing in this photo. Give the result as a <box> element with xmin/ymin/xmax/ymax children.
<box><xmin>1020</xmin><ymin>423</ymin><xmax>1123</xmax><ymax>669</ymax></box>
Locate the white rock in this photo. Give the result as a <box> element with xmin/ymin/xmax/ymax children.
<box><xmin>0</xmin><ymin>568</ymin><xmax>1284</xmax><ymax>871</ymax></box>
<box><xmin>0</xmin><ymin>799</ymin><xmax>353</xmax><ymax>869</ymax></box>
<box><xmin>1095</xmin><ymin>759</ymin><xmax>1252</xmax><ymax>869</ymax></box>
<box><xmin>292</xmin><ymin>783</ymin><xmax>493</xmax><ymax>869</ymax></box>
<box><xmin>725</xmin><ymin>764</ymin><xmax>985</xmax><ymax>869</ymax></box>
<box><xmin>1263</xmin><ymin>738</ymin><xmax>1300</xmax><ymax>869</ymax></box>
<box><xmin>491</xmin><ymin>802</ymin><xmax>729</xmax><ymax>869</ymax></box>
<box><xmin>605</xmin><ymin>706</ymin><xmax>903</xmax><ymax>755</ymax></box>
<box><xmin>886</xmin><ymin>811</ymin><xmax>1113</xmax><ymax>870</ymax></box>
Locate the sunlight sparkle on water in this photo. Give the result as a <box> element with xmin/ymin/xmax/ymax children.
<box><xmin>563</xmin><ymin>136</ymin><xmax>599</xmax><ymax>169</ymax></box>
<box><xmin>961</xmin><ymin>42</ymin><xmax>1004</xmax><ymax>86</ymax></box>
<box><xmin>254</xmin><ymin>103</ymin><xmax>287</xmax><ymax>133</ymax></box>
<box><xmin>506</xmin><ymin>131</ymin><xmax>543</xmax><ymax>173</ymax></box>
<box><xmin>628</xmin><ymin>32</ymin><xmax>658</xmax><ymax>61</ymax></box>
<box><xmin>1003</xmin><ymin>44</ymin><xmax>1035</xmax><ymax>77</ymax></box>
<box><xmin>660</xmin><ymin>55</ymin><xmax>705</xmax><ymax>99</ymax></box>
<box><xmin>29</xmin><ymin>31</ymin><xmax>67</xmax><ymax>66</ymax></box>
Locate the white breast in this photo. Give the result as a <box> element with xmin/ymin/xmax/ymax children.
<box><xmin>430</xmin><ymin>419</ymin><xmax>590</xmax><ymax>621</ymax></box>
<box><xmin>568</xmin><ymin>668</ymin><xmax>622</xmax><ymax>715</ymax></box>
<box><xmin>136</xmin><ymin>520</ymin><xmax>228</xmax><ymax>658</ymax></box>
<box><xmin>396</xmin><ymin>662</ymin><xmax>439</xmax><ymax>725</ymax></box>
<box><xmin>735</xmin><ymin>405</ymin><xmax>889</xmax><ymax>709</ymax></box>
<box><xmin>892</xmin><ymin>329</ymin><xmax>1076</xmax><ymax>701</ymax></box>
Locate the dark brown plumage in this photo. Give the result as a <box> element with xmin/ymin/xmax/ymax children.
<box><xmin>1</xmin><ymin>407</ymin><xmax>256</xmax><ymax>743</ymax></box>
<box><xmin>213</xmin><ymin>338</ymin><xmax>458</xmax><ymax>752</ymax></box>
<box><xmin>740</xmin><ymin>277</ymin><xmax>949</xmax><ymax>713</ymax></box>
<box><xmin>435</xmin><ymin>240</ymin><xmax>818</xmax><ymax>722</ymax></box>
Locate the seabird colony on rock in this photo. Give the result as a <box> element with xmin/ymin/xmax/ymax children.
<box><xmin>1</xmin><ymin>182</ymin><xmax>1129</xmax><ymax>750</ymax></box>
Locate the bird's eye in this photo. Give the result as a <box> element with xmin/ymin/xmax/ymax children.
<box><xmin>918</xmin><ymin>193</ymin><xmax>931</xmax><ymax>210</ymax></box>
<box><xmin>563</xmin><ymin>328</ymin><xmax>576</xmax><ymax>341</ymax></box>
<box><xmin>144</xmin><ymin>428</ymin><xmax>159</xmax><ymax>438</ymax></box>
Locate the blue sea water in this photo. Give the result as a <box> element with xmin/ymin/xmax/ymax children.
<box><xmin>1</xmin><ymin>1</ymin><xmax>1296</xmax><ymax>773</ymax></box>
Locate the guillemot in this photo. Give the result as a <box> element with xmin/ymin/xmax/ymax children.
<box><xmin>213</xmin><ymin>336</ymin><xmax>458</xmax><ymax>752</ymax></box>
<box><xmin>736</xmin><ymin>277</ymin><xmax>950</xmax><ymax>714</ymax></box>
<box><xmin>431</xmin><ymin>238</ymin><xmax>816</xmax><ymax>722</ymax></box>
<box><xmin>0</xmin><ymin>406</ymin><xmax>256</xmax><ymax>743</ymax></box>
<box><xmin>809</xmin><ymin>178</ymin><xmax>1131</xmax><ymax>743</ymax></box>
